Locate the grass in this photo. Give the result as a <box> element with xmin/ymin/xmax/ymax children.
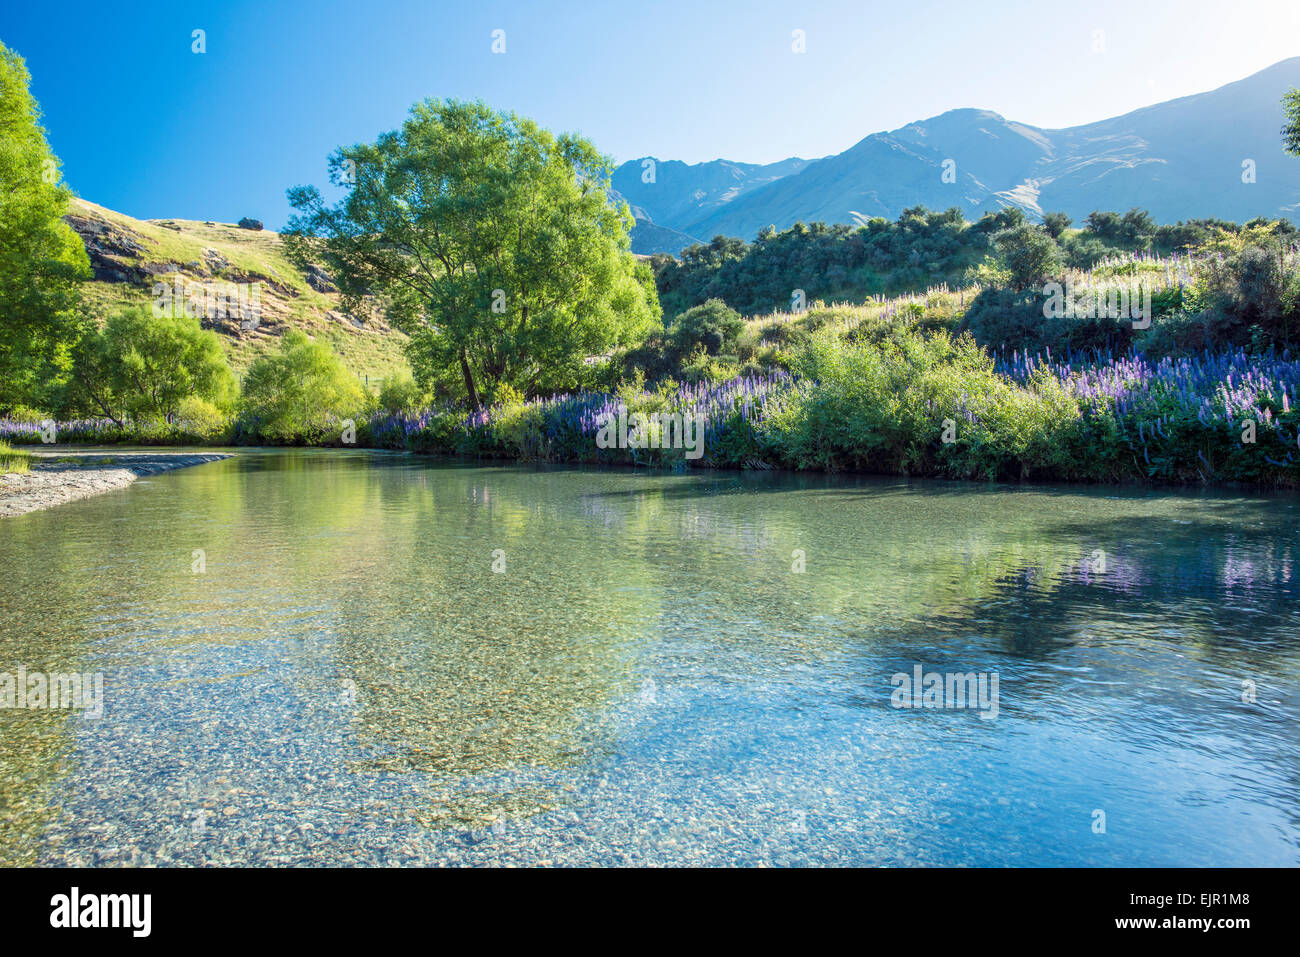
<box><xmin>68</xmin><ymin>198</ymin><xmax>412</xmax><ymax>383</ymax></box>
<box><xmin>72</xmin><ymin>199</ymin><xmax>316</xmax><ymax>295</ymax></box>
<box><xmin>0</xmin><ymin>441</ymin><xmax>31</xmax><ymax>474</ymax></box>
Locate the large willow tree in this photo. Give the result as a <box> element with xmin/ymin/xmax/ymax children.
<box><xmin>0</xmin><ymin>41</ymin><xmax>90</xmax><ymax>411</ymax></box>
<box><xmin>283</xmin><ymin>100</ymin><xmax>659</xmax><ymax>408</ymax></box>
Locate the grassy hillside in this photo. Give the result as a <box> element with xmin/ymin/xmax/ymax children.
<box><xmin>65</xmin><ymin>198</ymin><xmax>409</xmax><ymax>382</ymax></box>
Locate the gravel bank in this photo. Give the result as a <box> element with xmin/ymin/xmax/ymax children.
<box><xmin>0</xmin><ymin>450</ymin><xmax>232</xmax><ymax>518</ymax></box>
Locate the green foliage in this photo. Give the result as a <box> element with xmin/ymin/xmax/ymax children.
<box><xmin>651</xmin><ymin>205</ymin><xmax>1297</xmax><ymax>327</ymax></box>
<box><xmin>1056</xmin><ymin>231</ymin><xmax>1111</xmax><ymax>268</ymax></box>
<box><xmin>0</xmin><ymin>440</ymin><xmax>31</xmax><ymax>474</ymax></box>
<box><xmin>963</xmin><ymin>255</ymin><xmax>1013</xmax><ymax>288</ymax></box>
<box><xmin>953</xmin><ymin>238</ymin><xmax>1300</xmax><ymax>359</ymax></box>
<box><xmin>1283</xmin><ymin>87</ymin><xmax>1300</xmax><ymax>156</ymax></box>
<box><xmin>958</xmin><ymin>289</ymin><xmax>1046</xmax><ymax>352</ymax></box>
<box><xmin>994</xmin><ymin>225</ymin><xmax>1061</xmax><ymax>291</ymax></box>
<box><xmin>960</xmin><ymin>287</ymin><xmax>1136</xmax><ymax>355</ymax></box>
<box><xmin>284</xmin><ymin>99</ymin><xmax>660</xmax><ymax>408</ymax></box>
<box><xmin>377</xmin><ymin>369</ymin><xmax>426</xmax><ymax>414</ymax></box>
<box><xmin>654</xmin><ymin>207</ymin><xmax>993</xmax><ymax>317</ymax></box>
<box><xmin>679</xmin><ymin>346</ymin><xmax>740</xmax><ymax>385</ymax></box>
<box><xmin>1085</xmin><ymin>209</ymin><xmax>1156</xmax><ymax>248</ymax></box>
<box><xmin>239</xmin><ymin>330</ymin><xmax>368</xmax><ymax>443</ymax></box>
<box><xmin>69</xmin><ymin>306</ymin><xmax>236</xmax><ymax>424</ymax></box>
<box><xmin>65</xmin><ymin>307</ymin><xmax>224</xmax><ymax>423</ymax></box>
<box><xmin>173</xmin><ymin>396</ymin><xmax>230</xmax><ymax>441</ymax></box>
<box><xmin>1042</xmin><ymin>212</ymin><xmax>1072</xmax><ymax>239</ymax></box>
<box><xmin>764</xmin><ymin>329</ymin><xmax>1078</xmax><ymax>479</ymax></box>
<box><xmin>2</xmin><ymin>405</ymin><xmax>47</xmax><ymax>423</ymax></box>
<box><xmin>1197</xmin><ymin>243</ymin><xmax>1300</xmax><ymax>349</ymax></box>
<box><xmin>485</xmin><ymin>385</ymin><xmax>544</xmax><ymax>458</ymax></box>
<box><xmin>622</xmin><ymin>298</ymin><xmax>751</xmax><ymax>383</ymax></box>
<box><xmin>669</xmin><ymin>299</ymin><xmax>745</xmax><ymax>356</ymax></box>
<box><xmin>0</xmin><ymin>42</ymin><xmax>91</xmax><ymax>412</ymax></box>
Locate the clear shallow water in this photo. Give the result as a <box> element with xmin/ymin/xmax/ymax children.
<box><xmin>1</xmin><ymin>449</ymin><xmax>1298</xmax><ymax>866</ymax></box>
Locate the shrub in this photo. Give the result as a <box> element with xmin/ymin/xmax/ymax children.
<box><xmin>765</xmin><ymin>328</ymin><xmax>1079</xmax><ymax>479</ymax></box>
<box><xmin>994</xmin><ymin>225</ymin><xmax>1062</xmax><ymax>291</ymax></box>
<box><xmin>960</xmin><ymin>288</ymin><xmax>1051</xmax><ymax>352</ymax></box>
<box><xmin>1199</xmin><ymin>244</ymin><xmax>1300</xmax><ymax>349</ymax></box>
<box><xmin>2</xmin><ymin>405</ymin><xmax>48</xmax><ymax>423</ymax></box>
<box><xmin>173</xmin><ymin>396</ymin><xmax>231</xmax><ymax>441</ymax></box>
<box><xmin>669</xmin><ymin>299</ymin><xmax>744</xmax><ymax>357</ymax></box>
<box><xmin>238</xmin><ymin>331</ymin><xmax>368</xmax><ymax>443</ymax></box>
<box><xmin>377</xmin><ymin>370</ymin><xmax>425</xmax><ymax>414</ymax></box>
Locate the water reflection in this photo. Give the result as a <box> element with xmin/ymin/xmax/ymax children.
<box><xmin>1</xmin><ymin>451</ymin><xmax>1297</xmax><ymax>865</ymax></box>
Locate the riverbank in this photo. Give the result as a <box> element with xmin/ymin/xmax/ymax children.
<box><xmin>0</xmin><ymin>450</ymin><xmax>231</xmax><ymax>517</ymax></box>
<box><xmin>3</xmin><ymin>344</ymin><xmax>1299</xmax><ymax>488</ymax></box>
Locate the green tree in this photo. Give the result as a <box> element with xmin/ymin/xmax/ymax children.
<box><xmin>1120</xmin><ymin>208</ymin><xmax>1156</xmax><ymax>246</ymax></box>
<box><xmin>71</xmin><ymin>306</ymin><xmax>236</xmax><ymax>424</ymax></box>
<box><xmin>669</xmin><ymin>299</ymin><xmax>745</xmax><ymax>357</ymax></box>
<box><xmin>283</xmin><ymin>99</ymin><xmax>660</xmax><ymax>409</ymax></box>
<box><xmin>0</xmin><ymin>41</ymin><xmax>91</xmax><ymax>411</ymax></box>
<box><xmin>1083</xmin><ymin>208</ymin><xmax>1154</xmax><ymax>248</ymax></box>
<box><xmin>1084</xmin><ymin>210</ymin><xmax>1123</xmax><ymax>242</ymax></box>
<box><xmin>994</xmin><ymin>225</ymin><xmax>1061</xmax><ymax>291</ymax></box>
<box><xmin>1042</xmin><ymin>212</ymin><xmax>1072</xmax><ymax>239</ymax></box>
<box><xmin>1284</xmin><ymin>88</ymin><xmax>1300</xmax><ymax>156</ymax></box>
<box><xmin>240</xmin><ymin>330</ymin><xmax>367</xmax><ymax>442</ymax></box>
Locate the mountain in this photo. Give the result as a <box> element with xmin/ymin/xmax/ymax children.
<box><xmin>63</xmin><ymin>199</ymin><xmax>408</xmax><ymax>379</ymax></box>
<box><xmin>619</xmin><ymin>58</ymin><xmax>1300</xmax><ymax>254</ymax></box>
<box><xmin>610</xmin><ymin>157</ymin><xmax>809</xmax><ymax>253</ymax></box>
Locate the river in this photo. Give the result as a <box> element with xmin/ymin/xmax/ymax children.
<box><xmin>1</xmin><ymin>450</ymin><xmax>1297</xmax><ymax>865</ymax></box>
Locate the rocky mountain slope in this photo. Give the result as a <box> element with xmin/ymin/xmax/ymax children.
<box><xmin>63</xmin><ymin>199</ymin><xmax>408</xmax><ymax>380</ymax></box>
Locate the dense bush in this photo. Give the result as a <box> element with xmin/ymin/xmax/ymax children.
<box><xmin>994</xmin><ymin>225</ymin><xmax>1061</xmax><ymax>291</ymax></box>
<box><xmin>653</xmin><ymin>204</ymin><xmax>1296</xmax><ymax>325</ymax></box>
<box><xmin>238</xmin><ymin>330</ymin><xmax>368</xmax><ymax>443</ymax></box>
<box><xmin>761</xmin><ymin>329</ymin><xmax>1079</xmax><ymax>479</ymax></box>
<box><xmin>960</xmin><ymin>288</ymin><xmax>1136</xmax><ymax>356</ymax></box>
<box><xmin>1198</xmin><ymin>244</ymin><xmax>1300</xmax><ymax>349</ymax></box>
<box><xmin>654</xmin><ymin>207</ymin><xmax>1012</xmax><ymax>317</ymax></box>
<box><xmin>623</xmin><ymin>298</ymin><xmax>753</xmax><ymax>384</ymax></box>
<box><xmin>669</xmin><ymin>299</ymin><xmax>745</xmax><ymax>356</ymax></box>
<box><xmin>377</xmin><ymin>370</ymin><xmax>427</xmax><ymax>414</ymax></box>
<box><xmin>173</xmin><ymin>396</ymin><xmax>231</xmax><ymax>441</ymax></box>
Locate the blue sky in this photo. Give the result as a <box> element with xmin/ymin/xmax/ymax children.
<box><xmin>3</xmin><ymin>0</ymin><xmax>1298</xmax><ymax>228</ymax></box>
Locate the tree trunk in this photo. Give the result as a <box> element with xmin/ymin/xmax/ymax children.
<box><xmin>460</xmin><ymin>349</ymin><xmax>482</xmax><ymax>410</ymax></box>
